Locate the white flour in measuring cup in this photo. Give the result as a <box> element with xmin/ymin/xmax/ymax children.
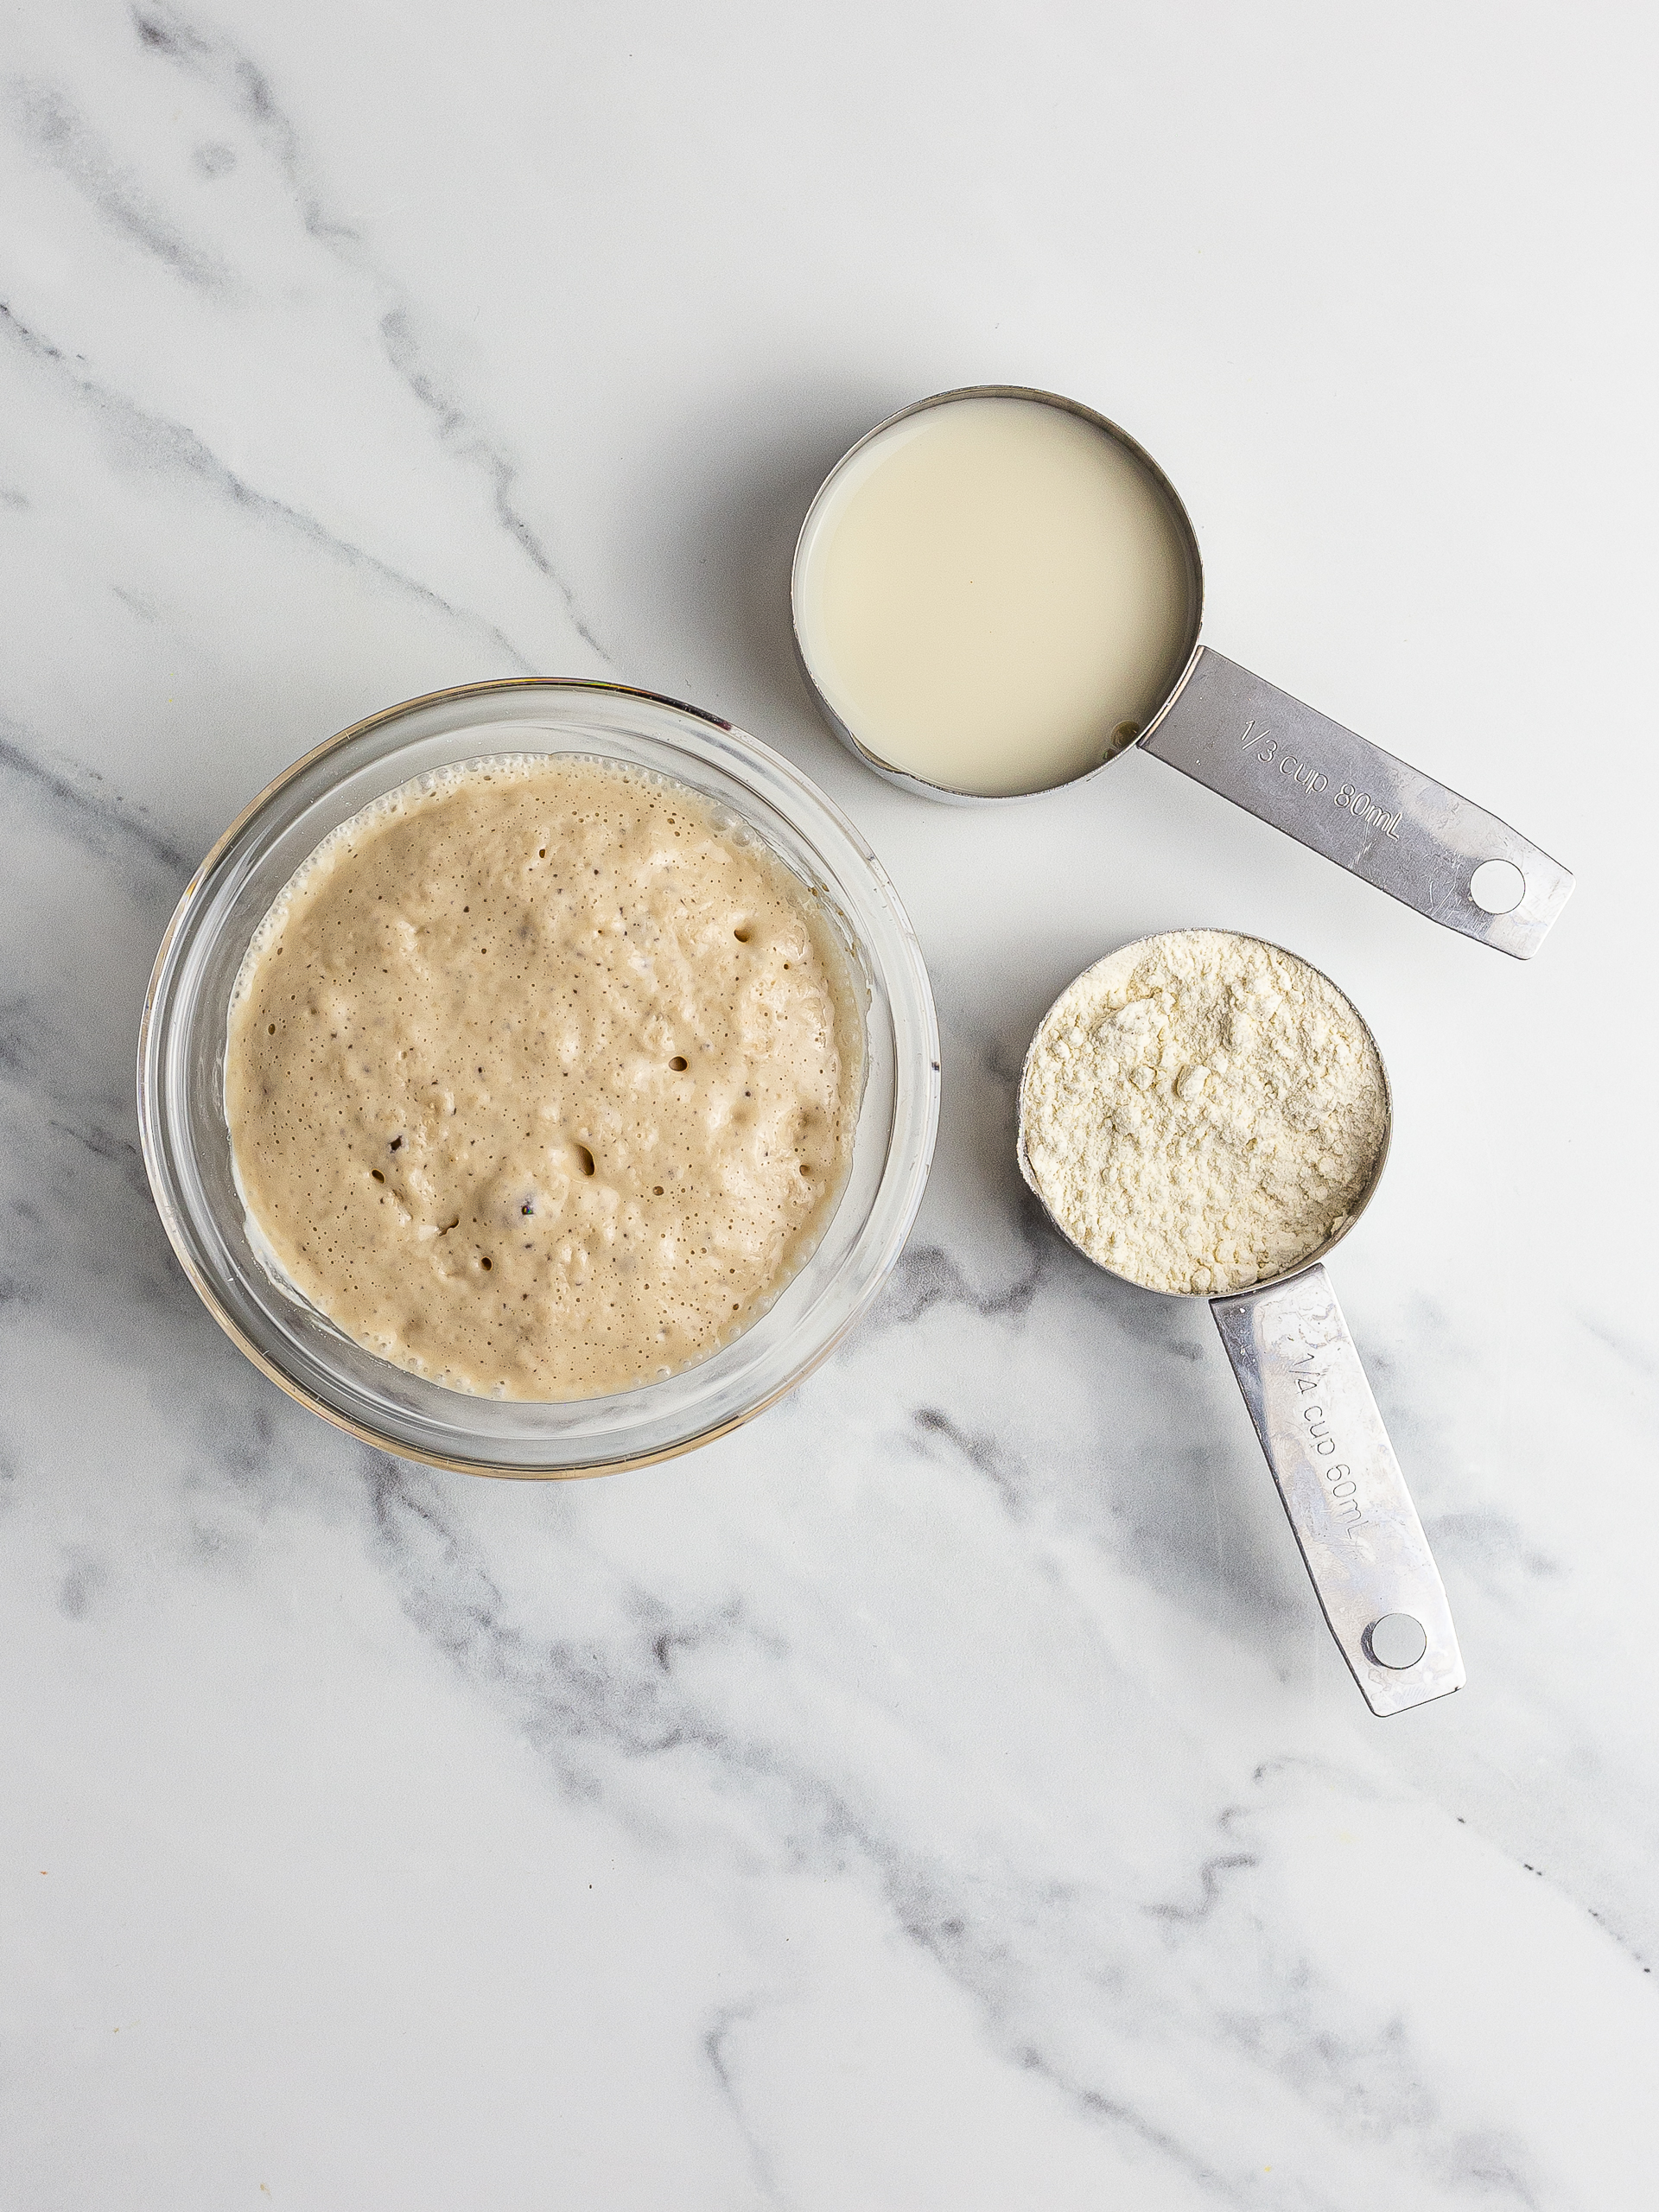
<box><xmin>1020</xmin><ymin>930</ymin><xmax>1388</xmax><ymax>1295</ymax></box>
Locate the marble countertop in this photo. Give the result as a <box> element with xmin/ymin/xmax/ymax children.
<box><xmin>4</xmin><ymin>3</ymin><xmax>1656</xmax><ymax>2204</ymax></box>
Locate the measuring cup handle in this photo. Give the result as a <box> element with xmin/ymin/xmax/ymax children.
<box><xmin>1138</xmin><ymin>649</ymin><xmax>1573</xmax><ymax>957</ymax></box>
<box><xmin>1210</xmin><ymin>1263</ymin><xmax>1465</xmax><ymax>1716</ymax></box>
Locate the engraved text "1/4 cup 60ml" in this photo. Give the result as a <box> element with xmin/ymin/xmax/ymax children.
<box><xmin>1281</xmin><ymin>1339</ymin><xmax>1367</xmax><ymax>1539</ymax></box>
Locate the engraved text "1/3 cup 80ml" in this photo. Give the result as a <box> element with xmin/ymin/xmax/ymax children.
<box><xmin>1285</xmin><ymin>1347</ymin><xmax>1367</xmax><ymax>1536</ymax></box>
<box><xmin>1239</xmin><ymin>721</ymin><xmax>1402</xmax><ymax>839</ymax></box>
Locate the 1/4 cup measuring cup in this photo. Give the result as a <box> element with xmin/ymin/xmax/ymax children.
<box><xmin>1016</xmin><ymin>931</ymin><xmax>1463</xmax><ymax>1717</ymax></box>
<box><xmin>793</xmin><ymin>386</ymin><xmax>1573</xmax><ymax>960</ymax></box>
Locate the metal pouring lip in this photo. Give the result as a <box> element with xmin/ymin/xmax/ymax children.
<box><xmin>1014</xmin><ymin>928</ymin><xmax>1395</xmax><ymax>1303</ymax></box>
<box><xmin>789</xmin><ymin>384</ymin><xmax>1207</xmax><ymax>807</ymax></box>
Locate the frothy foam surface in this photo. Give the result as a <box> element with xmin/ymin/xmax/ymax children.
<box><xmin>225</xmin><ymin>753</ymin><xmax>861</xmax><ymax>1400</ymax></box>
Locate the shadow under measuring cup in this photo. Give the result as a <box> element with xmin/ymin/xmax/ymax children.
<box><xmin>1016</xmin><ymin>931</ymin><xmax>1464</xmax><ymax>1719</ymax></box>
<box><xmin>793</xmin><ymin>386</ymin><xmax>1572</xmax><ymax>960</ymax></box>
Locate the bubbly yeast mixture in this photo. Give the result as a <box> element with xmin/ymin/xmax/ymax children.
<box><xmin>225</xmin><ymin>754</ymin><xmax>861</xmax><ymax>1400</ymax></box>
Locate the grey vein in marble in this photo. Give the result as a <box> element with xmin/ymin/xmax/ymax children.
<box><xmin>0</xmin><ymin>718</ymin><xmax>193</xmax><ymax>877</ymax></box>
<box><xmin>127</xmin><ymin>0</ymin><xmax>609</xmax><ymax>659</ymax></box>
<box><xmin>350</xmin><ymin>1445</ymin><xmax>1554</xmax><ymax>2208</ymax></box>
<box><xmin>380</xmin><ymin>306</ymin><xmax>607</xmax><ymax>656</ymax></box>
<box><xmin>9</xmin><ymin>76</ymin><xmax>235</xmax><ymax>294</ymax></box>
<box><xmin>0</xmin><ymin>299</ymin><xmax>536</xmax><ymax>670</ymax></box>
<box><xmin>130</xmin><ymin>0</ymin><xmax>357</xmax><ymax>246</ymax></box>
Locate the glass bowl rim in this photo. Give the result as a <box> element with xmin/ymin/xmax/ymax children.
<box><xmin>137</xmin><ymin>677</ymin><xmax>941</xmax><ymax>1478</ymax></box>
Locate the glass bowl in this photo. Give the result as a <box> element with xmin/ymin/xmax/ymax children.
<box><xmin>138</xmin><ymin>679</ymin><xmax>940</xmax><ymax>1478</ymax></box>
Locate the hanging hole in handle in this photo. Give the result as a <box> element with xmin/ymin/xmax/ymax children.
<box><xmin>1367</xmin><ymin>1613</ymin><xmax>1428</xmax><ymax>1670</ymax></box>
<box><xmin>1469</xmin><ymin>859</ymin><xmax>1526</xmax><ymax>915</ymax></box>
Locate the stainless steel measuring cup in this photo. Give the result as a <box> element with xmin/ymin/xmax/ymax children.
<box><xmin>793</xmin><ymin>386</ymin><xmax>1573</xmax><ymax>960</ymax></box>
<box><xmin>1016</xmin><ymin>931</ymin><xmax>1464</xmax><ymax>1717</ymax></box>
